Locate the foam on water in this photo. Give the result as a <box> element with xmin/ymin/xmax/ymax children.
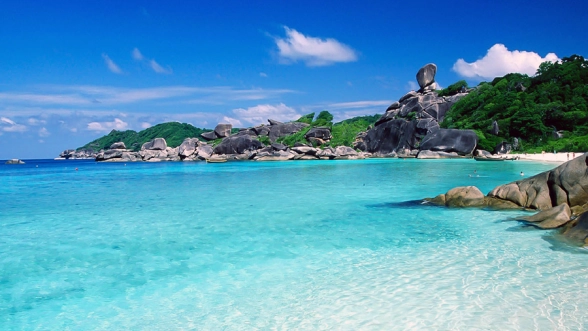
<box><xmin>1</xmin><ymin>159</ymin><xmax>587</xmax><ymax>330</ymax></box>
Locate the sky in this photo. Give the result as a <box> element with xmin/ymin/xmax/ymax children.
<box><xmin>1</xmin><ymin>0</ymin><xmax>587</xmax><ymax>159</ymax></box>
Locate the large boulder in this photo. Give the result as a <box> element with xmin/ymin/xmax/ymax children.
<box><xmin>416</xmin><ymin>63</ymin><xmax>437</xmax><ymax>89</ymax></box>
<box><xmin>268</xmin><ymin>122</ymin><xmax>309</xmax><ymax>142</ymax></box>
<box><xmin>488</xmin><ymin>153</ymin><xmax>588</xmax><ymax>210</ymax></box>
<box><xmin>213</xmin><ymin>135</ymin><xmax>263</xmax><ymax>155</ymax></box>
<box><xmin>305</xmin><ymin>127</ymin><xmax>332</xmax><ymax>141</ymax></box>
<box><xmin>110</xmin><ymin>142</ymin><xmax>126</xmax><ymax>150</ymax></box>
<box><xmin>200</xmin><ymin>131</ymin><xmax>218</xmax><ymax>141</ymax></box>
<box><xmin>429</xmin><ymin>186</ymin><xmax>485</xmax><ymax>207</ymax></box>
<box><xmin>178</xmin><ymin>138</ymin><xmax>199</xmax><ymax>157</ymax></box>
<box><xmin>516</xmin><ymin>204</ymin><xmax>572</xmax><ymax>229</ymax></box>
<box><xmin>419</xmin><ymin>129</ymin><xmax>478</xmax><ymax>155</ymax></box>
<box><xmin>361</xmin><ymin>119</ymin><xmax>416</xmax><ymax>155</ymax></box>
<box><xmin>196</xmin><ymin>145</ymin><xmax>213</xmax><ymax>159</ymax></box>
<box><xmin>142</xmin><ymin>138</ymin><xmax>167</xmax><ymax>151</ymax></box>
<box><xmin>563</xmin><ymin>211</ymin><xmax>588</xmax><ymax>245</ymax></box>
<box><xmin>214</xmin><ymin>123</ymin><xmax>232</xmax><ymax>138</ymax></box>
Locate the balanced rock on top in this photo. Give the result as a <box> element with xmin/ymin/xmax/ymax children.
<box><xmin>416</xmin><ymin>63</ymin><xmax>437</xmax><ymax>90</ymax></box>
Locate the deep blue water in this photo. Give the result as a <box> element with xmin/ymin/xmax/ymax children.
<box><xmin>1</xmin><ymin>158</ymin><xmax>587</xmax><ymax>330</ymax></box>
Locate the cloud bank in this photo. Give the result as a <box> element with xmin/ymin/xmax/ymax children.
<box><xmin>453</xmin><ymin>44</ymin><xmax>559</xmax><ymax>79</ymax></box>
<box><xmin>275</xmin><ymin>27</ymin><xmax>358</xmax><ymax>66</ymax></box>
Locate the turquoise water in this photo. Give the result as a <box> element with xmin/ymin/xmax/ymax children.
<box><xmin>1</xmin><ymin>159</ymin><xmax>587</xmax><ymax>330</ymax></box>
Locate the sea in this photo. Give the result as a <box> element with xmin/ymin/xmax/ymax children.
<box><xmin>1</xmin><ymin>158</ymin><xmax>587</xmax><ymax>330</ymax></box>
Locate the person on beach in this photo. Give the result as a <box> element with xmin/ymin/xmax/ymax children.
<box><xmin>567</xmin><ymin>153</ymin><xmax>570</xmax><ymax>160</ymax></box>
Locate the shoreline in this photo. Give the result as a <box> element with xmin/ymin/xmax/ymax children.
<box><xmin>508</xmin><ymin>152</ymin><xmax>582</xmax><ymax>164</ymax></box>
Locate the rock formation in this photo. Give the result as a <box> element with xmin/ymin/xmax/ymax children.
<box><xmin>354</xmin><ymin>63</ymin><xmax>472</xmax><ymax>157</ymax></box>
<box><xmin>425</xmin><ymin>153</ymin><xmax>588</xmax><ymax>245</ymax></box>
<box><xmin>416</xmin><ymin>63</ymin><xmax>437</xmax><ymax>90</ymax></box>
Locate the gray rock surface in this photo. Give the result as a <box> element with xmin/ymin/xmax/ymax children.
<box><xmin>517</xmin><ymin>204</ymin><xmax>572</xmax><ymax>229</ymax></box>
<box><xmin>110</xmin><ymin>142</ymin><xmax>126</xmax><ymax>150</ymax></box>
<box><xmin>214</xmin><ymin>123</ymin><xmax>232</xmax><ymax>138</ymax></box>
<box><xmin>200</xmin><ymin>131</ymin><xmax>218</xmax><ymax>141</ymax></box>
<box><xmin>213</xmin><ymin>135</ymin><xmax>263</xmax><ymax>155</ymax></box>
<box><xmin>488</xmin><ymin>153</ymin><xmax>588</xmax><ymax>210</ymax></box>
<box><xmin>178</xmin><ymin>138</ymin><xmax>199</xmax><ymax>157</ymax></box>
<box><xmin>268</xmin><ymin>122</ymin><xmax>309</xmax><ymax>142</ymax></box>
<box><xmin>416</xmin><ymin>63</ymin><xmax>437</xmax><ymax>89</ymax></box>
<box><xmin>305</xmin><ymin>127</ymin><xmax>332</xmax><ymax>141</ymax></box>
<box><xmin>419</xmin><ymin>129</ymin><xmax>478</xmax><ymax>155</ymax></box>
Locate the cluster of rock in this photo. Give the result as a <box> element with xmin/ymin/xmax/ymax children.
<box><xmin>200</xmin><ymin>121</ymin><xmax>310</xmax><ymax>144</ymax></box>
<box><xmin>5</xmin><ymin>159</ymin><xmax>25</xmax><ymax>164</ymax></box>
<box><xmin>354</xmin><ymin>63</ymin><xmax>478</xmax><ymax>158</ymax></box>
<box><xmin>425</xmin><ymin>153</ymin><xmax>588</xmax><ymax>246</ymax></box>
<box><xmin>95</xmin><ymin>138</ymin><xmax>213</xmax><ymax>162</ymax></box>
<box><xmin>57</xmin><ymin>149</ymin><xmax>97</xmax><ymax>160</ymax></box>
<box><xmin>89</xmin><ymin>117</ymin><xmax>368</xmax><ymax>163</ymax></box>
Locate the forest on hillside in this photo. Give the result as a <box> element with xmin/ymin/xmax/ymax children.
<box><xmin>440</xmin><ymin>55</ymin><xmax>588</xmax><ymax>152</ymax></box>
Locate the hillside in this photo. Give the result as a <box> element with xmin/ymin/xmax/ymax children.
<box><xmin>79</xmin><ymin>122</ymin><xmax>212</xmax><ymax>152</ymax></box>
<box><xmin>440</xmin><ymin>55</ymin><xmax>588</xmax><ymax>152</ymax></box>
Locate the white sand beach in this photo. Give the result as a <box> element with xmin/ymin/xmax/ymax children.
<box><xmin>508</xmin><ymin>152</ymin><xmax>583</xmax><ymax>163</ymax></box>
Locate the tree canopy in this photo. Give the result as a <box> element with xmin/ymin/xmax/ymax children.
<box><xmin>441</xmin><ymin>55</ymin><xmax>588</xmax><ymax>152</ymax></box>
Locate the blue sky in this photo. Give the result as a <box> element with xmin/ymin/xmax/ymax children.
<box><xmin>1</xmin><ymin>0</ymin><xmax>587</xmax><ymax>159</ymax></box>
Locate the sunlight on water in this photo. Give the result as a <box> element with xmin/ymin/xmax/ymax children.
<box><xmin>1</xmin><ymin>159</ymin><xmax>587</xmax><ymax>330</ymax></box>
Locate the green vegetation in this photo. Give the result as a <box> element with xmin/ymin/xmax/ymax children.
<box><xmin>79</xmin><ymin>122</ymin><xmax>212</xmax><ymax>151</ymax></box>
<box><xmin>258</xmin><ymin>135</ymin><xmax>271</xmax><ymax>146</ymax></box>
<box><xmin>437</xmin><ymin>80</ymin><xmax>468</xmax><ymax>97</ymax></box>
<box><xmin>441</xmin><ymin>55</ymin><xmax>588</xmax><ymax>152</ymax></box>
<box><xmin>295</xmin><ymin>112</ymin><xmax>315</xmax><ymax>124</ymax></box>
<box><xmin>278</xmin><ymin>111</ymin><xmax>379</xmax><ymax>148</ymax></box>
<box><xmin>329</xmin><ymin>114</ymin><xmax>380</xmax><ymax>147</ymax></box>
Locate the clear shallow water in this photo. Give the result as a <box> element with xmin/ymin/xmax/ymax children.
<box><xmin>1</xmin><ymin>158</ymin><xmax>587</xmax><ymax>330</ymax></box>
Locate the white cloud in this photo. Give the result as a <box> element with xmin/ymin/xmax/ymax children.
<box><xmin>38</xmin><ymin>127</ymin><xmax>50</xmax><ymax>137</ymax></box>
<box><xmin>87</xmin><ymin>118</ymin><xmax>128</xmax><ymax>132</ymax></box>
<box><xmin>232</xmin><ymin>103</ymin><xmax>300</xmax><ymax>126</ymax></box>
<box><xmin>0</xmin><ymin>117</ymin><xmax>27</xmax><ymax>132</ymax></box>
<box><xmin>275</xmin><ymin>27</ymin><xmax>358</xmax><ymax>66</ymax></box>
<box><xmin>102</xmin><ymin>53</ymin><xmax>123</xmax><ymax>74</ymax></box>
<box><xmin>150</xmin><ymin>59</ymin><xmax>172</xmax><ymax>74</ymax></box>
<box><xmin>1</xmin><ymin>117</ymin><xmax>16</xmax><ymax>125</ymax></box>
<box><xmin>259</xmin><ymin>72</ymin><xmax>268</xmax><ymax>77</ymax></box>
<box><xmin>453</xmin><ymin>44</ymin><xmax>560</xmax><ymax>79</ymax></box>
<box><xmin>132</xmin><ymin>48</ymin><xmax>144</xmax><ymax>61</ymax></box>
<box><xmin>221</xmin><ymin>116</ymin><xmax>243</xmax><ymax>127</ymax></box>
<box><xmin>27</xmin><ymin>117</ymin><xmax>46</xmax><ymax>125</ymax></box>
<box><xmin>141</xmin><ymin>122</ymin><xmax>152</xmax><ymax>129</ymax></box>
